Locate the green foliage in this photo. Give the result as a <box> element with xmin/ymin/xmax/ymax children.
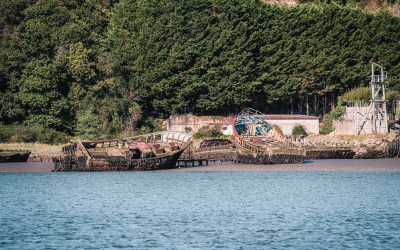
<box><xmin>342</xmin><ymin>87</ymin><xmax>400</xmax><ymax>116</ymax></box>
<box><xmin>292</xmin><ymin>125</ymin><xmax>308</xmax><ymax>137</ymax></box>
<box><xmin>0</xmin><ymin>125</ymin><xmax>68</xmax><ymax>144</ymax></box>
<box><xmin>108</xmin><ymin>0</ymin><xmax>400</xmax><ymax>117</ymax></box>
<box><xmin>320</xmin><ymin>114</ymin><xmax>334</xmax><ymax>135</ymax></box>
<box><xmin>0</xmin><ymin>0</ymin><xmax>112</xmax><ymax>135</ymax></box>
<box><xmin>342</xmin><ymin>87</ymin><xmax>371</xmax><ymax>102</ymax></box>
<box><xmin>137</xmin><ymin>117</ymin><xmax>164</xmax><ymax>135</ymax></box>
<box><xmin>386</xmin><ymin>90</ymin><xmax>400</xmax><ymax>114</ymax></box>
<box><xmin>320</xmin><ymin>97</ymin><xmax>347</xmax><ymax>134</ymax></box>
<box><xmin>1</xmin><ymin>0</ymin><xmax>400</xmax><ymax>142</ymax></box>
<box><xmin>75</xmin><ymin>108</ymin><xmax>103</xmax><ymax>140</ymax></box>
<box><xmin>194</xmin><ymin>126</ymin><xmax>223</xmax><ymax>139</ymax></box>
<box><xmin>331</xmin><ymin>97</ymin><xmax>347</xmax><ymax>120</ymax></box>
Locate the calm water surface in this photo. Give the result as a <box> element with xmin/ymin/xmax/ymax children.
<box><xmin>1</xmin><ymin>171</ymin><xmax>399</xmax><ymax>249</ymax></box>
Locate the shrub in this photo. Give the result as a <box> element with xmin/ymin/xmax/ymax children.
<box><xmin>331</xmin><ymin>97</ymin><xmax>346</xmax><ymax>120</ymax></box>
<box><xmin>139</xmin><ymin>117</ymin><xmax>163</xmax><ymax>133</ymax></box>
<box><xmin>194</xmin><ymin>126</ymin><xmax>223</xmax><ymax>139</ymax></box>
<box><xmin>292</xmin><ymin>125</ymin><xmax>307</xmax><ymax>137</ymax></box>
<box><xmin>0</xmin><ymin>126</ymin><xmax>13</xmax><ymax>142</ymax></box>
<box><xmin>386</xmin><ymin>90</ymin><xmax>400</xmax><ymax>116</ymax></box>
<box><xmin>342</xmin><ymin>88</ymin><xmax>400</xmax><ymax>117</ymax></box>
<box><xmin>342</xmin><ymin>87</ymin><xmax>371</xmax><ymax>102</ymax></box>
<box><xmin>320</xmin><ymin>114</ymin><xmax>334</xmax><ymax>135</ymax></box>
<box><xmin>76</xmin><ymin>109</ymin><xmax>103</xmax><ymax>140</ymax></box>
<box><xmin>319</xmin><ymin>98</ymin><xmax>347</xmax><ymax>135</ymax></box>
<box><xmin>0</xmin><ymin>125</ymin><xmax>68</xmax><ymax>144</ymax></box>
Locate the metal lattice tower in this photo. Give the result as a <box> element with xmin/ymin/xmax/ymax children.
<box><xmin>358</xmin><ymin>62</ymin><xmax>388</xmax><ymax>134</ymax></box>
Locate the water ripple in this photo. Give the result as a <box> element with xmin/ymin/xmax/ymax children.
<box><xmin>0</xmin><ymin>172</ymin><xmax>399</xmax><ymax>249</ymax></box>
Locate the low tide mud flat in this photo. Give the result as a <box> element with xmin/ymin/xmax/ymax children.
<box><xmin>1</xmin><ymin>158</ymin><xmax>400</xmax><ymax>172</ymax></box>
<box><xmin>164</xmin><ymin>158</ymin><xmax>400</xmax><ymax>172</ymax></box>
<box><xmin>0</xmin><ymin>162</ymin><xmax>53</xmax><ymax>172</ymax></box>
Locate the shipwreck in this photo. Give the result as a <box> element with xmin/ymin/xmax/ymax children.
<box><xmin>53</xmin><ymin>131</ymin><xmax>192</xmax><ymax>171</ymax></box>
<box><xmin>233</xmin><ymin>108</ymin><xmax>305</xmax><ymax>164</ymax></box>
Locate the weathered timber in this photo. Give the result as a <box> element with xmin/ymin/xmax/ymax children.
<box><xmin>199</xmin><ymin>139</ymin><xmax>234</xmax><ymax>148</ymax></box>
<box><xmin>53</xmin><ymin>131</ymin><xmax>192</xmax><ymax>171</ymax></box>
<box><xmin>0</xmin><ymin>150</ymin><xmax>30</xmax><ymax>162</ymax></box>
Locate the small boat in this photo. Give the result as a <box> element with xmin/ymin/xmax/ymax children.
<box><xmin>53</xmin><ymin>131</ymin><xmax>192</xmax><ymax>171</ymax></box>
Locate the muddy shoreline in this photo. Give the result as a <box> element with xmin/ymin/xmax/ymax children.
<box><xmin>1</xmin><ymin>158</ymin><xmax>400</xmax><ymax>172</ymax></box>
<box><xmin>164</xmin><ymin>158</ymin><xmax>400</xmax><ymax>172</ymax></box>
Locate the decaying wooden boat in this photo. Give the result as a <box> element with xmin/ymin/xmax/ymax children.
<box><xmin>53</xmin><ymin>131</ymin><xmax>192</xmax><ymax>171</ymax></box>
<box><xmin>0</xmin><ymin>150</ymin><xmax>30</xmax><ymax>162</ymax></box>
<box><xmin>233</xmin><ymin>108</ymin><xmax>305</xmax><ymax>164</ymax></box>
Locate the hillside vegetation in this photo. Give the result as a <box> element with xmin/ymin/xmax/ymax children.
<box><xmin>1</xmin><ymin>0</ymin><xmax>400</xmax><ymax>140</ymax></box>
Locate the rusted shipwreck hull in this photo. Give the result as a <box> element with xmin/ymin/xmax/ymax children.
<box><xmin>53</xmin><ymin>131</ymin><xmax>192</xmax><ymax>171</ymax></box>
<box><xmin>233</xmin><ymin>108</ymin><xmax>306</xmax><ymax>164</ymax></box>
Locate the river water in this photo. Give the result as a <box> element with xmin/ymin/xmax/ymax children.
<box><xmin>1</xmin><ymin>162</ymin><xmax>400</xmax><ymax>249</ymax></box>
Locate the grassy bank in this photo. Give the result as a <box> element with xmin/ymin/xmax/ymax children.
<box><xmin>0</xmin><ymin>143</ymin><xmax>67</xmax><ymax>155</ymax></box>
<box><xmin>307</xmin><ymin>133</ymin><xmax>397</xmax><ymax>142</ymax></box>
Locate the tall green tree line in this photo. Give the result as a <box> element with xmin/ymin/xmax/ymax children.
<box><xmin>1</xmin><ymin>0</ymin><xmax>400</xmax><ymax>138</ymax></box>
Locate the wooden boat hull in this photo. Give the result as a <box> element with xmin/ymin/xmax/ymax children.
<box><xmin>0</xmin><ymin>151</ymin><xmax>30</xmax><ymax>163</ymax></box>
<box><xmin>53</xmin><ymin>131</ymin><xmax>192</xmax><ymax>172</ymax></box>
<box><xmin>53</xmin><ymin>148</ymin><xmax>185</xmax><ymax>171</ymax></box>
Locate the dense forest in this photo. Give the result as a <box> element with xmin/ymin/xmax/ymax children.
<box><xmin>1</xmin><ymin>0</ymin><xmax>400</xmax><ymax>140</ymax></box>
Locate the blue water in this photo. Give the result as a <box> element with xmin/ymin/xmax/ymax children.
<box><xmin>1</xmin><ymin>172</ymin><xmax>399</xmax><ymax>249</ymax></box>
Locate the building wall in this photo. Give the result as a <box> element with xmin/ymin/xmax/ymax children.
<box><xmin>267</xmin><ymin>119</ymin><xmax>319</xmax><ymax>135</ymax></box>
<box><xmin>167</xmin><ymin>115</ymin><xmax>235</xmax><ymax>135</ymax></box>
<box><xmin>167</xmin><ymin>115</ymin><xmax>319</xmax><ymax>136</ymax></box>
<box><xmin>333</xmin><ymin>107</ymin><xmax>388</xmax><ymax>135</ymax></box>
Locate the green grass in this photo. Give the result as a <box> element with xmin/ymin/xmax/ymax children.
<box><xmin>0</xmin><ymin>143</ymin><xmax>68</xmax><ymax>155</ymax></box>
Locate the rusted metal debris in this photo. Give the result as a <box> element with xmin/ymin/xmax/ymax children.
<box><xmin>233</xmin><ymin>108</ymin><xmax>306</xmax><ymax>164</ymax></box>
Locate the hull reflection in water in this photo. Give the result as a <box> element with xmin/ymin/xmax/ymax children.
<box><xmin>53</xmin><ymin>131</ymin><xmax>192</xmax><ymax>171</ymax></box>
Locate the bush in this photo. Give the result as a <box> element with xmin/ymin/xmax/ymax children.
<box><xmin>342</xmin><ymin>87</ymin><xmax>371</xmax><ymax>102</ymax></box>
<box><xmin>330</xmin><ymin>97</ymin><xmax>346</xmax><ymax>120</ymax></box>
<box><xmin>0</xmin><ymin>126</ymin><xmax>14</xmax><ymax>142</ymax></box>
<box><xmin>138</xmin><ymin>117</ymin><xmax>164</xmax><ymax>134</ymax></box>
<box><xmin>319</xmin><ymin>98</ymin><xmax>347</xmax><ymax>135</ymax></box>
<box><xmin>342</xmin><ymin>88</ymin><xmax>400</xmax><ymax>117</ymax></box>
<box><xmin>0</xmin><ymin>125</ymin><xmax>69</xmax><ymax>144</ymax></box>
<box><xmin>320</xmin><ymin>114</ymin><xmax>334</xmax><ymax>135</ymax></box>
<box><xmin>386</xmin><ymin>90</ymin><xmax>400</xmax><ymax>116</ymax></box>
<box><xmin>194</xmin><ymin>126</ymin><xmax>223</xmax><ymax>139</ymax></box>
<box><xmin>292</xmin><ymin>125</ymin><xmax>307</xmax><ymax>137</ymax></box>
<box><xmin>76</xmin><ymin>109</ymin><xmax>103</xmax><ymax>140</ymax></box>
